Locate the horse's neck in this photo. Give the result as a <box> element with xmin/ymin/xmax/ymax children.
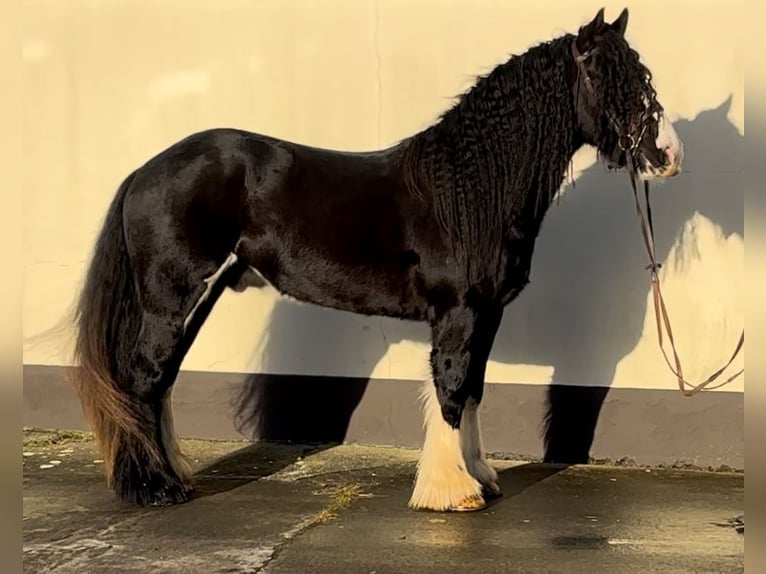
<box><xmin>505</xmin><ymin>135</ymin><xmax>581</xmax><ymax>232</ymax></box>
<box><xmin>402</xmin><ymin>39</ymin><xmax>580</xmax><ymax>263</ymax></box>
<box><xmin>438</xmin><ymin>47</ymin><xmax>579</xmax><ymax>225</ymax></box>
<box><xmin>488</xmin><ymin>108</ymin><xmax>580</xmax><ymax>240</ymax></box>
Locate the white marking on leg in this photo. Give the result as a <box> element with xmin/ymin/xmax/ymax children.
<box><xmin>460</xmin><ymin>400</ymin><xmax>500</xmax><ymax>497</ymax></box>
<box><xmin>160</xmin><ymin>390</ymin><xmax>193</xmax><ymax>487</ymax></box>
<box><xmin>183</xmin><ymin>252</ymin><xmax>239</xmax><ymax>331</ymax></box>
<box><xmin>408</xmin><ymin>380</ymin><xmax>484</xmax><ymax>511</ymax></box>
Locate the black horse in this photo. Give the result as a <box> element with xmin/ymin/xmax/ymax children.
<box><xmin>71</xmin><ymin>7</ymin><xmax>683</xmax><ymax>511</ymax></box>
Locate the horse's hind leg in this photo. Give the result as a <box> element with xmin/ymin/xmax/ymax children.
<box><xmin>114</xmin><ymin>253</ymin><xmax>242</xmax><ymax>506</ymax></box>
<box><xmin>408</xmin><ymin>306</ymin><xmax>502</xmax><ymax>512</ymax></box>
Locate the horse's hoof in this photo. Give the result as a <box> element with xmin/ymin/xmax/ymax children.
<box><xmin>449</xmin><ymin>494</ymin><xmax>487</xmax><ymax>512</ymax></box>
<box><xmin>149</xmin><ymin>483</ymin><xmax>193</xmax><ymax>507</ymax></box>
<box><xmin>482</xmin><ymin>481</ymin><xmax>503</xmax><ymax>500</ymax></box>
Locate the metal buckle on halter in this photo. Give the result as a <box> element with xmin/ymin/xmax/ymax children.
<box><xmin>618</xmin><ymin>133</ymin><xmax>636</xmax><ymax>151</ymax></box>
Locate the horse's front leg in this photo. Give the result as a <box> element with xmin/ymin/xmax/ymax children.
<box><xmin>408</xmin><ymin>305</ymin><xmax>503</xmax><ymax>512</ymax></box>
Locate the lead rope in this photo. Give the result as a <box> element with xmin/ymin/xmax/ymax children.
<box><xmin>626</xmin><ymin>157</ymin><xmax>745</xmax><ymax>396</ymax></box>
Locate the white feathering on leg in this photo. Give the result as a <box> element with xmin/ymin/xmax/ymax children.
<box><xmin>408</xmin><ymin>380</ymin><xmax>485</xmax><ymax>511</ymax></box>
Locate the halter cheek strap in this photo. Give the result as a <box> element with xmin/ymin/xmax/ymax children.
<box><xmin>571</xmin><ymin>39</ymin><xmax>596</xmax><ymax>96</ymax></box>
<box><xmin>571</xmin><ymin>42</ymin><xmax>592</xmax><ymax>72</ymax></box>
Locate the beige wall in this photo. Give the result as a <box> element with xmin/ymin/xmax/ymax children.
<box><xmin>23</xmin><ymin>0</ymin><xmax>744</xmax><ymax>393</ymax></box>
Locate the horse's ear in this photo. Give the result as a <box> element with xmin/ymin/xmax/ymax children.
<box><xmin>577</xmin><ymin>7</ymin><xmax>606</xmax><ymax>50</ymax></box>
<box><xmin>611</xmin><ymin>8</ymin><xmax>629</xmax><ymax>35</ymax></box>
<box><xmin>592</xmin><ymin>7</ymin><xmax>606</xmax><ymax>27</ymax></box>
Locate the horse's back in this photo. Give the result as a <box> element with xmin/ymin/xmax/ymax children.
<box><xmin>237</xmin><ymin>135</ymin><xmax>446</xmax><ymax>318</ymax></box>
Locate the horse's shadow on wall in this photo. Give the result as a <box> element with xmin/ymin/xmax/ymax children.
<box><xmin>232</xmin><ymin>97</ymin><xmax>743</xmax><ymax>463</ymax></box>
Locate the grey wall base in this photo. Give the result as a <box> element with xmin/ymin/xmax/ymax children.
<box><xmin>23</xmin><ymin>364</ymin><xmax>743</xmax><ymax>470</ymax></box>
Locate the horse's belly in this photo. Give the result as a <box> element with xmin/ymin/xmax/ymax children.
<box><xmin>263</xmin><ymin>255</ymin><xmax>426</xmax><ymax>320</ymax></box>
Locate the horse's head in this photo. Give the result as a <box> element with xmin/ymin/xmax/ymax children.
<box><xmin>571</xmin><ymin>7</ymin><xmax>684</xmax><ymax>181</ymax></box>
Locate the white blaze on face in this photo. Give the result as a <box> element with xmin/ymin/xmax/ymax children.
<box><xmin>655</xmin><ymin>114</ymin><xmax>684</xmax><ymax>173</ymax></box>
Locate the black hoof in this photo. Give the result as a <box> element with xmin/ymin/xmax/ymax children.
<box><xmin>482</xmin><ymin>485</ymin><xmax>503</xmax><ymax>500</ymax></box>
<box><xmin>113</xmin><ymin>467</ymin><xmax>194</xmax><ymax>507</ymax></box>
<box><xmin>148</xmin><ymin>482</ymin><xmax>194</xmax><ymax>507</ymax></box>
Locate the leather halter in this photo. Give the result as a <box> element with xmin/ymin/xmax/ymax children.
<box><xmin>570</xmin><ymin>39</ymin><xmax>745</xmax><ymax>396</ymax></box>
<box><xmin>571</xmin><ymin>39</ymin><xmax>648</xmax><ymax>153</ymax></box>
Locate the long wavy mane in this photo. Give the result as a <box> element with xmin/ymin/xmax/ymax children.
<box><xmin>399</xmin><ymin>35</ymin><xmax>580</xmax><ymax>281</ymax></box>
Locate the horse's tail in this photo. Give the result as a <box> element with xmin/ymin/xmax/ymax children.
<box><xmin>71</xmin><ymin>170</ymin><xmax>159</xmax><ymax>485</ymax></box>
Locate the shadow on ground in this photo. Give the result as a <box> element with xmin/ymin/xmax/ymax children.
<box><xmin>23</xmin><ymin>431</ymin><xmax>744</xmax><ymax>574</ymax></box>
<box><xmin>191</xmin><ymin>441</ymin><xmax>335</xmax><ymax>500</ymax></box>
<box><xmin>492</xmin><ymin>463</ymin><xmax>570</xmax><ymax>502</ymax></box>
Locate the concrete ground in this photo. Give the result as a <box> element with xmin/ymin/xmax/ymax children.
<box><xmin>23</xmin><ymin>429</ymin><xmax>744</xmax><ymax>574</ymax></box>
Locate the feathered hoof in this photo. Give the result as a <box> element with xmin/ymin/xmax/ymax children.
<box><xmin>408</xmin><ymin>482</ymin><xmax>488</xmax><ymax>512</ymax></box>
<box><xmin>447</xmin><ymin>493</ymin><xmax>488</xmax><ymax>512</ymax></box>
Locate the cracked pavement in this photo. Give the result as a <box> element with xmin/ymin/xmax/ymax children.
<box><xmin>23</xmin><ymin>429</ymin><xmax>744</xmax><ymax>573</ymax></box>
